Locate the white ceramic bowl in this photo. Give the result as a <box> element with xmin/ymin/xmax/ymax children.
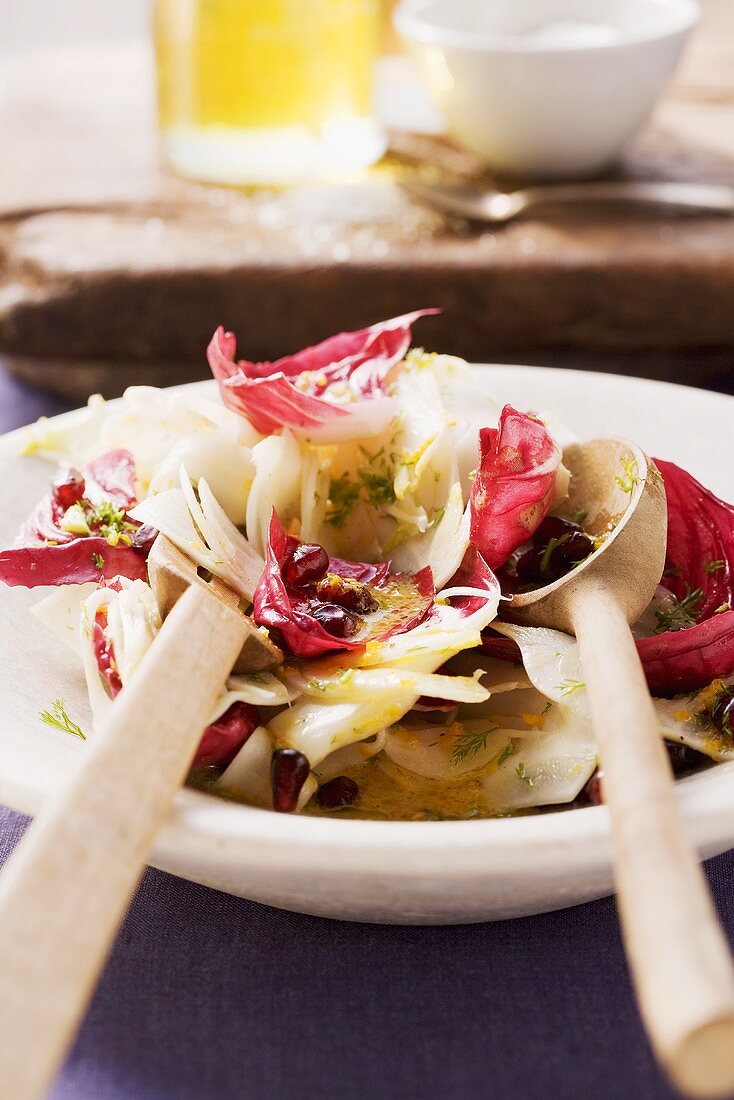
<box><xmin>0</xmin><ymin>367</ymin><xmax>733</xmax><ymax>925</ymax></box>
<box><xmin>394</xmin><ymin>0</ymin><xmax>700</xmax><ymax>179</ymax></box>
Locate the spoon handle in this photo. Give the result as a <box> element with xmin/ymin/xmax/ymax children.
<box><xmin>572</xmin><ymin>582</ymin><xmax>734</xmax><ymax>1099</ymax></box>
<box><xmin>518</xmin><ymin>181</ymin><xmax>734</xmax><ymax>217</ymax></box>
<box><xmin>0</xmin><ymin>584</ymin><xmax>247</xmax><ymax>1100</ymax></box>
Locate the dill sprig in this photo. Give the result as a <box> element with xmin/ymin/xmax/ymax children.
<box><xmin>39</xmin><ymin>699</ymin><xmax>87</xmax><ymax>740</ymax></box>
<box><xmin>559</xmin><ymin>679</ymin><xmax>585</xmax><ymax>696</ymax></box>
<box><xmin>515</xmin><ymin>762</ymin><xmax>534</xmax><ymax>786</ymax></box>
<box><xmin>654</xmin><ymin>586</ymin><xmax>704</xmax><ymax>634</ymax></box>
<box><xmin>705</xmin><ymin>560</ymin><xmax>725</xmax><ymax>574</ymax></box>
<box><xmin>450</xmin><ymin>725</ymin><xmax>500</xmax><ymax>766</ymax></box>
<box><xmin>615</xmin><ymin>456</ymin><xmax>640</xmax><ymax>494</ymax></box>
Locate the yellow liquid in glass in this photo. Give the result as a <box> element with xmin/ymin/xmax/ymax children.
<box><xmin>155</xmin><ymin>0</ymin><xmax>384</xmax><ymax>184</ymax></box>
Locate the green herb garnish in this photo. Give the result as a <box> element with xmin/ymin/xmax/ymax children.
<box><xmin>326</xmin><ymin>474</ymin><xmax>361</xmax><ymax>528</ymax></box>
<box><xmin>496</xmin><ymin>741</ymin><xmax>516</xmax><ymax>767</ymax></box>
<box><xmin>705</xmin><ymin>560</ymin><xmax>726</xmax><ymax>574</ymax></box>
<box><xmin>515</xmin><ymin>762</ymin><xmax>533</xmax><ymax>786</ymax></box>
<box><xmin>39</xmin><ymin>699</ymin><xmax>86</xmax><ymax>740</ymax></box>
<box><xmin>92</xmin><ymin>552</ymin><xmax>105</xmax><ymax>571</ymax></box>
<box><xmin>615</xmin><ymin>456</ymin><xmax>640</xmax><ymax>494</ymax></box>
<box><xmin>86</xmin><ymin>500</ymin><xmax>136</xmax><ymax>547</ymax></box>
<box><xmin>450</xmin><ymin>725</ymin><xmax>500</xmax><ymax>766</ymax></box>
<box><xmin>654</xmin><ymin>586</ymin><xmax>704</xmax><ymax>634</ymax></box>
<box><xmin>559</xmin><ymin>679</ymin><xmax>585</xmax><ymax>696</ymax></box>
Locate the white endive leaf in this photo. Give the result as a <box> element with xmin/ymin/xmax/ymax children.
<box><xmin>31</xmin><ymin>583</ymin><xmax>98</xmax><ymax>655</ymax></box>
<box><xmin>246</xmin><ymin>430</ymin><xmax>303</xmax><ymax>556</ymax></box>
<box><xmin>149</xmin><ymin>434</ymin><xmax>254</xmax><ymax>526</ymax></box>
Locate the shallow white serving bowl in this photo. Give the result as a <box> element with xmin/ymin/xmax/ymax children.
<box><xmin>394</xmin><ymin>0</ymin><xmax>700</xmax><ymax>179</ymax></box>
<box><xmin>0</xmin><ymin>368</ymin><xmax>732</xmax><ymax>924</ymax></box>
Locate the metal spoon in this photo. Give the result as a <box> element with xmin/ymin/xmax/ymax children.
<box><xmin>401</xmin><ymin>178</ymin><xmax>734</xmax><ymax>224</ymax></box>
<box><xmin>508</xmin><ymin>439</ymin><xmax>734</xmax><ymax>1099</ymax></box>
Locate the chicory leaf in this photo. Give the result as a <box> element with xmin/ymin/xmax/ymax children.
<box><xmin>469</xmin><ymin>406</ymin><xmax>561</xmax><ymax>570</ymax></box>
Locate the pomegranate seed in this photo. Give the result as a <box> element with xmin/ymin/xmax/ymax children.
<box><xmin>271</xmin><ymin>748</ymin><xmax>311</xmax><ymax>813</ymax></box>
<box><xmin>131</xmin><ymin>523</ymin><xmax>157</xmax><ymax>554</ymax></box>
<box><xmin>315</xmin><ymin>572</ymin><xmax>378</xmax><ymax>614</ymax></box>
<box><xmin>532</xmin><ymin>516</ymin><xmax>584</xmax><ymax>546</ymax></box>
<box><xmin>584</xmin><ymin>771</ymin><xmax>603</xmax><ymax>805</ymax></box>
<box><xmin>516</xmin><ymin>518</ymin><xmax>594</xmax><ymax>584</ymax></box>
<box><xmin>666</xmin><ymin>742</ymin><xmax>706</xmax><ymax>775</ymax></box>
<box><xmin>282</xmin><ymin>542</ymin><xmax>330</xmax><ymax>588</ymax></box>
<box><xmin>53</xmin><ymin>469</ymin><xmax>86</xmax><ymax>511</ymax></box>
<box><xmin>311</xmin><ymin>602</ymin><xmax>360</xmax><ymax>638</ymax></box>
<box><xmin>317</xmin><ymin>776</ymin><xmax>359</xmax><ymax>809</ymax></box>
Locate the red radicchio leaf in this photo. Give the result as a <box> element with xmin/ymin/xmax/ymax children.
<box><xmin>654</xmin><ymin>460</ymin><xmax>734</xmax><ymax>619</ymax></box>
<box><xmin>469</xmin><ymin>406</ymin><xmax>561</xmax><ymax>571</ymax></box>
<box><xmin>207</xmin><ymin>310</ymin><xmax>439</xmax><ymax>438</ymax></box>
<box><xmin>481</xmin><ymin>631</ymin><xmax>523</xmax><ymax>664</ymax></box>
<box><xmin>194</xmin><ymin>701</ymin><xmax>259</xmax><ymax>770</ymax></box>
<box><xmin>638</xmin><ymin>611</ymin><xmax>734</xmax><ymax>696</ymax></box>
<box><xmin>446</xmin><ymin>545</ymin><xmax>501</xmax><ymax>618</ymax></box>
<box><xmin>637</xmin><ymin>460</ymin><xmax>734</xmax><ymax>695</ymax></box>
<box><xmin>93</xmin><ymin>608</ymin><xmax>123</xmax><ymax>697</ymax></box>
<box><xmin>0</xmin><ymin>450</ymin><xmax>153</xmax><ymax>588</ymax></box>
<box><xmin>18</xmin><ymin>449</ymin><xmax>138</xmax><ymax>545</ymax></box>
<box><xmin>252</xmin><ymin>512</ymin><xmax>434</xmax><ymax>658</ymax></box>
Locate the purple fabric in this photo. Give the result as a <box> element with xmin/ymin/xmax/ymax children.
<box><xmin>1</xmin><ymin>366</ymin><xmax>733</xmax><ymax>1100</ymax></box>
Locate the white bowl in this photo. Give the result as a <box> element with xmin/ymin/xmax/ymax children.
<box><xmin>1</xmin><ymin>367</ymin><xmax>733</xmax><ymax>924</ymax></box>
<box><xmin>394</xmin><ymin>0</ymin><xmax>700</xmax><ymax>179</ymax></box>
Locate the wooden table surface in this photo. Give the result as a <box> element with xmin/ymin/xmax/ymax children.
<box><xmin>0</xmin><ymin>0</ymin><xmax>733</xmax><ymax>400</ymax></box>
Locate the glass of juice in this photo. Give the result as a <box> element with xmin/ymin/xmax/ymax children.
<box><xmin>155</xmin><ymin>0</ymin><xmax>386</xmax><ymax>185</ymax></box>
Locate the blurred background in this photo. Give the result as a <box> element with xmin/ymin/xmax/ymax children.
<box><xmin>0</xmin><ymin>0</ymin><xmax>732</xmax><ymax>405</ymax></box>
<box><xmin>0</xmin><ymin>0</ymin><xmax>148</xmax><ymax>50</ymax></box>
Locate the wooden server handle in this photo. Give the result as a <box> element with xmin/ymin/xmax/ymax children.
<box><xmin>0</xmin><ymin>584</ymin><xmax>247</xmax><ymax>1100</ymax></box>
<box><xmin>572</xmin><ymin>582</ymin><xmax>734</xmax><ymax>1099</ymax></box>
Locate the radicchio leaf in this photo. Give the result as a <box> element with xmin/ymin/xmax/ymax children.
<box><xmin>637</xmin><ymin>461</ymin><xmax>734</xmax><ymax>694</ymax></box>
<box><xmin>207</xmin><ymin>310</ymin><xmax>438</xmax><ymax>440</ymax></box>
<box><xmin>194</xmin><ymin>702</ymin><xmax>259</xmax><ymax>770</ymax></box>
<box><xmin>0</xmin><ymin>539</ymin><xmax>149</xmax><ymax>590</ymax></box>
<box><xmin>654</xmin><ymin>460</ymin><xmax>734</xmax><ymax>619</ymax></box>
<box><xmin>445</xmin><ymin>545</ymin><xmax>501</xmax><ymax>618</ymax></box>
<box><xmin>469</xmin><ymin>406</ymin><xmax>561</xmax><ymax>570</ymax></box>
<box><xmin>0</xmin><ymin>449</ymin><xmax>152</xmax><ymax>588</ymax></box>
<box><xmin>253</xmin><ymin>512</ymin><xmax>434</xmax><ymax>658</ymax></box>
<box><xmin>19</xmin><ymin>449</ymin><xmax>138</xmax><ymax>545</ymax></box>
<box><xmin>638</xmin><ymin>612</ymin><xmax>734</xmax><ymax>696</ymax></box>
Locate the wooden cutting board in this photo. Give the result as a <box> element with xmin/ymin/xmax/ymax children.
<box><xmin>1</xmin><ymin>0</ymin><xmax>733</xmax><ymax>401</ymax></box>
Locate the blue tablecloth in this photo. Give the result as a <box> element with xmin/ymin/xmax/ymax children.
<box><xmin>2</xmin><ymin>367</ymin><xmax>733</xmax><ymax>1100</ymax></box>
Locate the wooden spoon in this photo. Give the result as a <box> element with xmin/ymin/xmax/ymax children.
<box><xmin>509</xmin><ymin>439</ymin><xmax>734</xmax><ymax>1099</ymax></box>
<box><xmin>147</xmin><ymin>534</ymin><xmax>283</xmax><ymax>673</ymax></box>
<box><xmin>0</xmin><ymin>580</ymin><xmax>248</xmax><ymax>1100</ymax></box>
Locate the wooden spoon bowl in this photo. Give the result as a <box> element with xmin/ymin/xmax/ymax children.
<box><xmin>510</xmin><ymin>438</ymin><xmax>734</xmax><ymax>1100</ymax></box>
<box><xmin>509</xmin><ymin>439</ymin><xmax>667</xmax><ymax>631</ymax></box>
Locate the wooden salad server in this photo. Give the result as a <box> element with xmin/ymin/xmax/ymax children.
<box><xmin>510</xmin><ymin>439</ymin><xmax>734</xmax><ymax>1099</ymax></box>
<box><xmin>0</xmin><ymin>574</ymin><xmax>250</xmax><ymax>1100</ymax></box>
<box><xmin>147</xmin><ymin>534</ymin><xmax>283</xmax><ymax>672</ymax></box>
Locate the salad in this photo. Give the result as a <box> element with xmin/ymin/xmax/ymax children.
<box><xmin>2</xmin><ymin>311</ymin><xmax>734</xmax><ymax>821</ymax></box>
